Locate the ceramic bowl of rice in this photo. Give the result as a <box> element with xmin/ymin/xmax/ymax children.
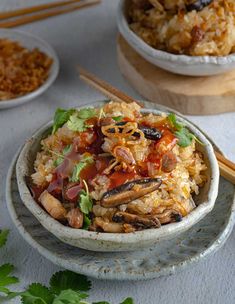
<box><xmin>16</xmin><ymin>100</ymin><xmax>219</xmax><ymax>252</ymax></box>
<box><xmin>117</xmin><ymin>0</ymin><xmax>235</xmax><ymax>76</ymax></box>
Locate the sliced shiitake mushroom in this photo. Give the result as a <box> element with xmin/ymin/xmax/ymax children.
<box><xmin>155</xmin><ymin>209</ymin><xmax>182</xmax><ymax>224</ymax></box>
<box><xmin>101</xmin><ymin>178</ymin><xmax>162</xmax><ymax>208</ymax></box>
<box><xmin>106</xmin><ymin>122</ymin><xmax>162</xmax><ymax>141</ymax></box>
<box><xmin>112</xmin><ymin>211</ymin><xmax>161</xmax><ymax>229</ymax></box>
<box><xmin>186</xmin><ymin>0</ymin><xmax>213</xmax><ymax>12</ymax></box>
<box><xmin>92</xmin><ymin>217</ymin><xmax>124</xmax><ymax>233</ymax></box>
<box><xmin>134</xmin><ymin>125</ymin><xmax>162</xmax><ymax>140</ymax></box>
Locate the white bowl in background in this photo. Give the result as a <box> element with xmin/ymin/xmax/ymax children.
<box><xmin>117</xmin><ymin>0</ymin><xmax>235</xmax><ymax>76</ymax></box>
<box><xmin>15</xmin><ymin>100</ymin><xmax>220</xmax><ymax>252</ymax></box>
<box><xmin>0</xmin><ymin>28</ymin><xmax>59</xmax><ymax>109</ymax></box>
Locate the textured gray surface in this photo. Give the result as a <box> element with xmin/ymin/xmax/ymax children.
<box><xmin>0</xmin><ymin>0</ymin><xmax>235</xmax><ymax>303</ymax></box>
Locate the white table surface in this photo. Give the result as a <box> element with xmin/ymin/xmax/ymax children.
<box><xmin>0</xmin><ymin>1</ymin><xmax>235</xmax><ymax>303</ymax></box>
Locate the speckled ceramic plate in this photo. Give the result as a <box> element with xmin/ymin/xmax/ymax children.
<box><xmin>6</xmin><ymin>138</ymin><xmax>235</xmax><ymax>281</ymax></box>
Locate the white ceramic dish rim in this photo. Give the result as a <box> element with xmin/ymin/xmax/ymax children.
<box><xmin>16</xmin><ymin>100</ymin><xmax>220</xmax><ymax>244</ymax></box>
<box><xmin>6</xmin><ymin>150</ymin><xmax>235</xmax><ymax>280</ymax></box>
<box><xmin>0</xmin><ymin>28</ymin><xmax>59</xmax><ymax>108</ymax></box>
<box><xmin>117</xmin><ymin>0</ymin><xmax>235</xmax><ymax>65</ymax></box>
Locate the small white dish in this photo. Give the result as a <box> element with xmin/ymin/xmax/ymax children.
<box><xmin>0</xmin><ymin>29</ymin><xmax>59</xmax><ymax>110</ymax></box>
<box><xmin>15</xmin><ymin>100</ymin><xmax>220</xmax><ymax>252</ymax></box>
<box><xmin>117</xmin><ymin>0</ymin><xmax>235</xmax><ymax>76</ymax></box>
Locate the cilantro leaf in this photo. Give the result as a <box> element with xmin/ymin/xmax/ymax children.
<box><xmin>0</xmin><ymin>291</ymin><xmax>22</xmax><ymax>304</ymax></box>
<box><xmin>62</xmin><ymin>145</ymin><xmax>72</xmax><ymax>155</ymax></box>
<box><xmin>167</xmin><ymin>113</ymin><xmax>201</xmax><ymax>148</ymax></box>
<box><xmin>93</xmin><ymin>302</ymin><xmax>110</xmax><ymax>304</ymax></box>
<box><xmin>67</xmin><ymin>108</ymin><xmax>96</xmax><ymax>132</ymax></box>
<box><xmin>79</xmin><ymin>191</ymin><xmax>92</xmax><ymax>215</ymax></box>
<box><xmin>49</xmin><ymin>271</ymin><xmax>91</xmax><ymax>295</ymax></box>
<box><xmin>70</xmin><ymin>163</ymin><xmax>88</xmax><ymax>183</ymax></box>
<box><xmin>53</xmin><ymin>157</ymin><xmax>64</xmax><ymax>168</ymax></box>
<box><xmin>0</xmin><ymin>230</ymin><xmax>9</xmax><ymax>248</ymax></box>
<box><xmin>67</xmin><ymin>114</ymin><xmax>88</xmax><ymax>132</ymax></box>
<box><xmin>168</xmin><ymin>113</ymin><xmax>182</xmax><ymax>131</ymax></box>
<box><xmin>53</xmin><ymin>289</ymin><xmax>88</xmax><ymax>304</ymax></box>
<box><xmin>175</xmin><ymin>128</ymin><xmax>194</xmax><ymax>148</ymax></box>
<box><xmin>79</xmin><ymin>181</ymin><xmax>93</xmax><ymax>215</ymax></box>
<box><xmin>82</xmin><ymin>215</ymin><xmax>91</xmax><ymax>230</ymax></box>
<box><xmin>112</xmin><ymin>116</ymin><xmax>123</xmax><ymax>122</ymax></box>
<box><xmin>0</xmin><ymin>286</ymin><xmax>11</xmax><ymax>294</ymax></box>
<box><xmin>77</xmin><ymin>108</ymin><xmax>96</xmax><ymax>120</ymax></box>
<box><xmin>70</xmin><ymin>156</ymin><xmax>93</xmax><ymax>182</ymax></box>
<box><xmin>53</xmin><ymin>145</ymin><xmax>72</xmax><ymax>168</ymax></box>
<box><xmin>0</xmin><ymin>264</ymin><xmax>19</xmax><ymax>294</ymax></box>
<box><xmin>52</xmin><ymin>109</ymin><xmax>76</xmax><ymax>134</ymax></box>
<box><xmin>120</xmin><ymin>298</ymin><xmax>134</xmax><ymax>304</ymax></box>
<box><xmin>21</xmin><ymin>283</ymin><xmax>54</xmax><ymax>304</ymax></box>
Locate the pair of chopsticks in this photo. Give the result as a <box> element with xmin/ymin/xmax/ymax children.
<box><xmin>215</xmin><ymin>151</ymin><xmax>235</xmax><ymax>184</ymax></box>
<box><xmin>0</xmin><ymin>0</ymin><xmax>100</xmax><ymax>28</ymax></box>
<box><xmin>77</xmin><ymin>66</ymin><xmax>235</xmax><ymax>185</ymax></box>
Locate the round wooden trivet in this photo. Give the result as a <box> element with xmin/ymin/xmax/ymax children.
<box><xmin>117</xmin><ymin>35</ymin><xmax>235</xmax><ymax>115</ymax></box>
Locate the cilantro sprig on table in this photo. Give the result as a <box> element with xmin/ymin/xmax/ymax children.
<box><xmin>52</xmin><ymin>108</ymin><xmax>97</xmax><ymax>134</ymax></box>
<box><xmin>0</xmin><ymin>230</ymin><xmax>19</xmax><ymax>300</ymax></box>
<box><xmin>0</xmin><ymin>228</ymin><xmax>134</xmax><ymax>304</ymax></box>
<box><xmin>168</xmin><ymin>113</ymin><xmax>203</xmax><ymax>147</ymax></box>
<box><xmin>0</xmin><ymin>263</ymin><xmax>19</xmax><ymax>297</ymax></box>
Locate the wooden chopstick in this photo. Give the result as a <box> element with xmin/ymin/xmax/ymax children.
<box><xmin>0</xmin><ymin>0</ymin><xmax>82</xmax><ymax>20</ymax></box>
<box><xmin>215</xmin><ymin>151</ymin><xmax>235</xmax><ymax>171</ymax></box>
<box><xmin>214</xmin><ymin>151</ymin><xmax>235</xmax><ymax>184</ymax></box>
<box><xmin>0</xmin><ymin>0</ymin><xmax>100</xmax><ymax>28</ymax></box>
<box><xmin>78</xmin><ymin>66</ymin><xmax>140</xmax><ymax>104</ymax></box>
<box><xmin>78</xmin><ymin>66</ymin><xmax>235</xmax><ymax>185</ymax></box>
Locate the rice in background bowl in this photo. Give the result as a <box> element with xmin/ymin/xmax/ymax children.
<box><xmin>128</xmin><ymin>0</ymin><xmax>235</xmax><ymax>56</ymax></box>
<box><xmin>117</xmin><ymin>0</ymin><xmax>235</xmax><ymax>75</ymax></box>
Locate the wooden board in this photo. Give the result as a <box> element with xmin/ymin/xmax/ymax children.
<box><xmin>117</xmin><ymin>35</ymin><xmax>235</xmax><ymax>115</ymax></box>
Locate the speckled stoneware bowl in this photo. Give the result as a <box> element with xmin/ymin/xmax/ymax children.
<box><xmin>117</xmin><ymin>0</ymin><xmax>235</xmax><ymax>76</ymax></box>
<box><xmin>0</xmin><ymin>29</ymin><xmax>59</xmax><ymax>110</ymax></box>
<box><xmin>16</xmin><ymin>100</ymin><xmax>219</xmax><ymax>252</ymax></box>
